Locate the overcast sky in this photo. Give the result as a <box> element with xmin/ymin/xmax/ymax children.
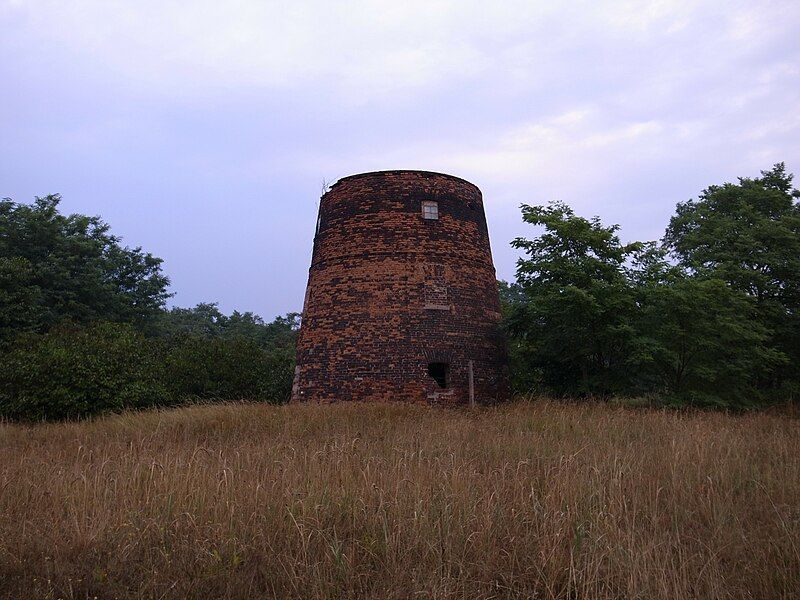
<box><xmin>2</xmin><ymin>0</ymin><xmax>799</xmax><ymax>318</ymax></box>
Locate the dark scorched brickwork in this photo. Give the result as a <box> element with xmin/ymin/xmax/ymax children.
<box><xmin>293</xmin><ymin>170</ymin><xmax>508</xmax><ymax>405</ymax></box>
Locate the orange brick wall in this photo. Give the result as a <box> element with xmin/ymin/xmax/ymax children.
<box><xmin>292</xmin><ymin>170</ymin><xmax>508</xmax><ymax>404</ymax></box>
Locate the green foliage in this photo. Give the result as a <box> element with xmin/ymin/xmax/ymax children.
<box><xmin>512</xmin><ymin>202</ymin><xmax>644</xmax><ymax>289</ymax></box>
<box><xmin>664</xmin><ymin>163</ymin><xmax>800</xmax><ymax>306</ymax></box>
<box><xmin>0</xmin><ymin>196</ymin><xmax>298</xmax><ymax>420</ymax></box>
<box><xmin>664</xmin><ymin>163</ymin><xmax>800</xmax><ymax>392</ymax></box>
<box><xmin>0</xmin><ymin>311</ymin><xmax>297</xmax><ymax>421</ymax></box>
<box><xmin>508</xmin><ymin>203</ymin><xmax>643</xmax><ymax>396</ymax></box>
<box><xmin>498</xmin><ymin>280</ymin><xmax>539</xmax><ymax>394</ymax></box>
<box><xmin>0</xmin><ymin>195</ymin><xmax>171</xmax><ymax>340</ymax></box>
<box><xmin>160</xmin><ymin>332</ymin><xmax>295</xmax><ymax>404</ymax></box>
<box><xmin>506</xmin><ymin>165</ymin><xmax>799</xmax><ymax>407</ymax></box>
<box><xmin>157</xmin><ymin>303</ymin><xmax>300</xmax><ymax>349</ymax></box>
<box><xmin>155</xmin><ymin>304</ymin><xmax>299</xmax><ymax>405</ymax></box>
<box><xmin>0</xmin><ymin>322</ymin><xmax>169</xmax><ymax>421</ymax></box>
<box><xmin>0</xmin><ymin>256</ymin><xmax>44</xmax><ymax>338</ymax></box>
<box><xmin>636</xmin><ymin>277</ymin><xmax>784</xmax><ymax>407</ymax></box>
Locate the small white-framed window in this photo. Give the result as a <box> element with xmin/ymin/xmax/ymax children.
<box><xmin>422</xmin><ymin>200</ymin><xmax>439</xmax><ymax>220</ymax></box>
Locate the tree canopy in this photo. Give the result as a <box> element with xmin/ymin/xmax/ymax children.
<box><xmin>0</xmin><ymin>194</ymin><xmax>171</xmax><ymax>339</ymax></box>
<box><xmin>0</xmin><ymin>195</ymin><xmax>298</xmax><ymax>420</ymax></box>
<box><xmin>508</xmin><ymin>202</ymin><xmax>643</xmax><ymax>396</ymax></box>
<box><xmin>504</xmin><ymin>163</ymin><xmax>798</xmax><ymax>407</ymax></box>
<box><xmin>664</xmin><ymin>163</ymin><xmax>800</xmax><ymax>307</ymax></box>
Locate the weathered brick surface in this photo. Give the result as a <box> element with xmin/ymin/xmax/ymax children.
<box><xmin>293</xmin><ymin>170</ymin><xmax>508</xmax><ymax>405</ymax></box>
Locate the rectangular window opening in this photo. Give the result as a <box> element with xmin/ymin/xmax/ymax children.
<box><xmin>427</xmin><ymin>362</ymin><xmax>449</xmax><ymax>388</ymax></box>
<box><xmin>422</xmin><ymin>200</ymin><xmax>439</xmax><ymax>220</ymax></box>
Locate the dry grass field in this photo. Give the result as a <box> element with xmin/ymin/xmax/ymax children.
<box><xmin>1</xmin><ymin>400</ymin><xmax>798</xmax><ymax>599</ymax></box>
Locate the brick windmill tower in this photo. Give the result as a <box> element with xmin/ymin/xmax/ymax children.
<box><xmin>292</xmin><ymin>170</ymin><xmax>508</xmax><ymax>405</ymax></box>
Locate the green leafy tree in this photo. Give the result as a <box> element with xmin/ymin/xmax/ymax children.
<box><xmin>160</xmin><ymin>335</ymin><xmax>290</xmax><ymax>402</ymax></box>
<box><xmin>508</xmin><ymin>202</ymin><xmax>643</xmax><ymax>396</ymax></box>
<box><xmin>156</xmin><ymin>305</ymin><xmax>299</xmax><ymax>404</ymax></box>
<box><xmin>664</xmin><ymin>163</ymin><xmax>800</xmax><ymax>394</ymax></box>
<box><xmin>636</xmin><ymin>276</ymin><xmax>784</xmax><ymax>407</ymax></box>
<box><xmin>156</xmin><ymin>302</ymin><xmax>226</xmax><ymax>337</ymax></box>
<box><xmin>157</xmin><ymin>303</ymin><xmax>300</xmax><ymax>351</ymax></box>
<box><xmin>664</xmin><ymin>163</ymin><xmax>800</xmax><ymax>305</ymax></box>
<box><xmin>0</xmin><ymin>195</ymin><xmax>301</xmax><ymax>419</ymax></box>
<box><xmin>498</xmin><ymin>280</ymin><xmax>539</xmax><ymax>394</ymax></box>
<box><xmin>222</xmin><ymin>310</ymin><xmax>300</xmax><ymax>349</ymax></box>
<box><xmin>505</xmin><ymin>198</ymin><xmax>785</xmax><ymax>407</ymax></box>
<box><xmin>0</xmin><ymin>195</ymin><xmax>171</xmax><ymax>339</ymax></box>
<box><xmin>0</xmin><ymin>256</ymin><xmax>44</xmax><ymax>337</ymax></box>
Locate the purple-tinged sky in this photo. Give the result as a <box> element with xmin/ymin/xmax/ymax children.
<box><xmin>2</xmin><ymin>1</ymin><xmax>799</xmax><ymax>318</ymax></box>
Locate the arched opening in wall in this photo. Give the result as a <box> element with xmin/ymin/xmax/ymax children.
<box><xmin>427</xmin><ymin>362</ymin><xmax>449</xmax><ymax>388</ymax></box>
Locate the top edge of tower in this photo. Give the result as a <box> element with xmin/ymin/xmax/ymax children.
<box><xmin>328</xmin><ymin>170</ymin><xmax>480</xmax><ymax>193</ymax></box>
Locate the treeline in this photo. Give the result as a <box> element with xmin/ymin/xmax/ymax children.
<box><xmin>2</xmin><ymin>164</ymin><xmax>798</xmax><ymax>419</ymax></box>
<box><xmin>0</xmin><ymin>195</ymin><xmax>297</xmax><ymax>420</ymax></box>
<box><xmin>502</xmin><ymin>163</ymin><xmax>800</xmax><ymax>408</ymax></box>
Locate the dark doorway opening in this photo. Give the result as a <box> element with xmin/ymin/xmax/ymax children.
<box><xmin>427</xmin><ymin>362</ymin><xmax>449</xmax><ymax>388</ymax></box>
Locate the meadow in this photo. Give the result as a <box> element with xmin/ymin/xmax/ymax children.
<box><xmin>1</xmin><ymin>400</ymin><xmax>798</xmax><ymax>599</ymax></box>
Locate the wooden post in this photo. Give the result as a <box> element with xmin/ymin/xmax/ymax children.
<box><xmin>468</xmin><ymin>360</ymin><xmax>475</xmax><ymax>407</ymax></box>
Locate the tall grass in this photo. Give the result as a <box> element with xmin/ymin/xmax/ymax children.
<box><xmin>1</xmin><ymin>400</ymin><xmax>798</xmax><ymax>599</ymax></box>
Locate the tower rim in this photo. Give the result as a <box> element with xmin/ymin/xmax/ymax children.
<box><xmin>329</xmin><ymin>170</ymin><xmax>480</xmax><ymax>194</ymax></box>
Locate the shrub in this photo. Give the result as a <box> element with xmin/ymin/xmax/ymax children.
<box><xmin>161</xmin><ymin>335</ymin><xmax>293</xmax><ymax>404</ymax></box>
<box><xmin>0</xmin><ymin>322</ymin><xmax>169</xmax><ymax>421</ymax></box>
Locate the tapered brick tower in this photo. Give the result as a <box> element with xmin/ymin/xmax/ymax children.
<box><xmin>292</xmin><ymin>170</ymin><xmax>507</xmax><ymax>405</ymax></box>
